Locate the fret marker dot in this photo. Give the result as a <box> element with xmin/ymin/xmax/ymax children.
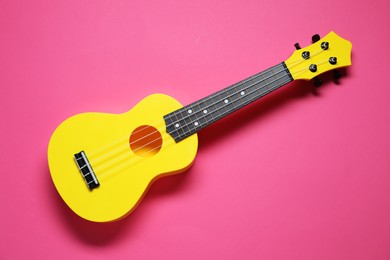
<box><xmin>188</xmin><ymin>109</ymin><xmax>192</xmax><ymax>114</ymax></box>
<box><xmin>175</xmin><ymin>123</ymin><xmax>180</xmax><ymax>128</ymax></box>
<box><xmin>241</xmin><ymin>91</ymin><xmax>245</xmax><ymax>96</ymax></box>
<box><xmin>224</xmin><ymin>99</ymin><xmax>229</xmax><ymax>104</ymax></box>
<box><xmin>194</xmin><ymin>121</ymin><xmax>199</xmax><ymax>126</ymax></box>
<box><xmin>203</xmin><ymin>109</ymin><xmax>208</xmax><ymax>114</ymax></box>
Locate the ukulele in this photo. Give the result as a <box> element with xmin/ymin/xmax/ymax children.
<box><xmin>48</xmin><ymin>31</ymin><xmax>352</xmax><ymax>222</ymax></box>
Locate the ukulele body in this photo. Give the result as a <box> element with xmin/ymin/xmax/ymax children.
<box><xmin>48</xmin><ymin>93</ymin><xmax>198</xmax><ymax>222</ymax></box>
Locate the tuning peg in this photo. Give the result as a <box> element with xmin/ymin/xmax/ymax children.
<box><xmin>294</xmin><ymin>43</ymin><xmax>301</xmax><ymax>50</ymax></box>
<box><xmin>314</xmin><ymin>77</ymin><xmax>323</xmax><ymax>87</ymax></box>
<box><xmin>312</xmin><ymin>34</ymin><xmax>320</xmax><ymax>43</ymax></box>
<box><xmin>333</xmin><ymin>70</ymin><xmax>342</xmax><ymax>80</ymax></box>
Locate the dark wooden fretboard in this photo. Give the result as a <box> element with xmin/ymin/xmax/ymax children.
<box><xmin>164</xmin><ymin>62</ymin><xmax>293</xmax><ymax>142</ymax></box>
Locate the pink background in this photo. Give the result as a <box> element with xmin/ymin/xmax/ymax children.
<box><xmin>1</xmin><ymin>0</ymin><xmax>390</xmax><ymax>259</ymax></box>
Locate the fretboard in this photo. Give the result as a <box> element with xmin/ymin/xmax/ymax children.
<box><xmin>164</xmin><ymin>62</ymin><xmax>293</xmax><ymax>142</ymax></box>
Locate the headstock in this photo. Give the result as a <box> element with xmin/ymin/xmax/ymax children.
<box><xmin>285</xmin><ymin>31</ymin><xmax>352</xmax><ymax>81</ymax></box>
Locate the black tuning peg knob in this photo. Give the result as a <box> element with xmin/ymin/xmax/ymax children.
<box><xmin>314</xmin><ymin>77</ymin><xmax>323</xmax><ymax>87</ymax></box>
<box><xmin>294</xmin><ymin>43</ymin><xmax>301</xmax><ymax>50</ymax></box>
<box><xmin>312</xmin><ymin>34</ymin><xmax>320</xmax><ymax>43</ymax></box>
<box><xmin>333</xmin><ymin>70</ymin><xmax>342</xmax><ymax>80</ymax></box>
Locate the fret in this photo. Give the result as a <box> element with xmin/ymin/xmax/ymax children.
<box><xmin>203</xmin><ymin>98</ymin><xmax>216</xmax><ymax>116</ymax></box>
<box><xmin>222</xmin><ymin>82</ymin><xmax>248</xmax><ymax>117</ymax></box>
<box><xmin>210</xmin><ymin>94</ymin><xmax>225</xmax><ymax>117</ymax></box>
<box><xmin>220</xmin><ymin>88</ymin><xmax>231</xmax><ymax>99</ymax></box>
<box><xmin>241</xmin><ymin>78</ymin><xmax>257</xmax><ymax>104</ymax></box>
<box><xmin>276</xmin><ymin>68</ymin><xmax>290</xmax><ymax>88</ymax></box>
<box><xmin>164</xmin><ymin>114</ymin><xmax>179</xmax><ymax>141</ymax></box>
<box><xmin>267</xmin><ymin>72</ymin><xmax>276</xmax><ymax>93</ymax></box>
<box><xmin>181</xmin><ymin>112</ymin><xmax>193</xmax><ymax>129</ymax></box>
<box><xmin>261</xmin><ymin>73</ymin><xmax>271</xmax><ymax>96</ymax></box>
<box><xmin>186</xmin><ymin>110</ymin><xmax>200</xmax><ymax>135</ymax></box>
<box><xmin>196</xmin><ymin>99</ymin><xmax>212</xmax><ymax>126</ymax></box>
<box><xmin>260</xmin><ymin>69</ymin><xmax>272</xmax><ymax>94</ymax></box>
<box><xmin>217</xmin><ymin>92</ymin><xmax>229</xmax><ymax>114</ymax></box>
<box><xmin>198</xmin><ymin>115</ymin><xmax>207</xmax><ymax>127</ymax></box>
<box><xmin>187</xmin><ymin>111</ymin><xmax>200</xmax><ymax>129</ymax></box>
<box><xmin>192</xmin><ymin>101</ymin><xmax>207</xmax><ymax>126</ymax></box>
<box><xmin>185</xmin><ymin>105</ymin><xmax>201</xmax><ymax>131</ymax></box>
<box><xmin>177</xmin><ymin>109</ymin><xmax>192</xmax><ymax>134</ymax></box>
<box><xmin>226</xmin><ymin>86</ymin><xmax>239</xmax><ymax>110</ymax></box>
<box><xmin>204</xmin><ymin>110</ymin><xmax>215</xmax><ymax>125</ymax></box>
<box><xmin>232</xmin><ymin>98</ymin><xmax>243</xmax><ymax>112</ymax></box>
<box><xmin>182</xmin><ymin>117</ymin><xmax>195</xmax><ymax>138</ymax></box>
<box><xmin>215</xmin><ymin>92</ymin><xmax>228</xmax><ymax>115</ymax></box>
<box><xmin>196</xmin><ymin>94</ymin><xmax>223</xmax><ymax>124</ymax></box>
<box><xmin>234</xmin><ymin>79</ymin><xmax>246</xmax><ymax>94</ymax></box>
<box><xmin>250</xmin><ymin>75</ymin><xmax>264</xmax><ymax>98</ymax></box>
<box><xmin>224</xmin><ymin>101</ymin><xmax>235</xmax><ymax>114</ymax></box>
<box><xmin>164</xmin><ymin>62</ymin><xmax>293</xmax><ymax>142</ymax></box>
<box><xmin>184</xmin><ymin>106</ymin><xmax>195</xmax><ymax>116</ymax></box>
<box><xmin>171</xmin><ymin>110</ymin><xmax>186</xmax><ymax>139</ymax></box>
<box><xmin>201</xmin><ymin>98</ymin><xmax>217</xmax><ymax>124</ymax></box>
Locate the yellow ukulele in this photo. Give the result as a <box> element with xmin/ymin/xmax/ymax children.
<box><xmin>48</xmin><ymin>31</ymin><xmax>352</xmax><ymax>222</ymax></box>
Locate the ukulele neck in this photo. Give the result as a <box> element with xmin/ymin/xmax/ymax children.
<box><xmin>164</xmin><ymin>62</ymin><xmax>293</xmax><ymax>142</ymax></box>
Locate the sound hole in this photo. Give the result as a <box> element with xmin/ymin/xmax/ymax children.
<box><xmin>129</xmin><ymin>125</ymin><xmax>162</xmax><ymax>157</ymax></box>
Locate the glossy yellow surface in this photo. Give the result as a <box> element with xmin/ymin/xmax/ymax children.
<box><xmin>48</xmin><ymin>94</ymin><xmax>198</xmax><ymax>222</ymax></box>
<box><xmin>285</xmin><ymin>31</ymin><xmax>352</xmax><ymax>80</ymax></box>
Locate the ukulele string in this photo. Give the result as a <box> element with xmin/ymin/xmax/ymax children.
<box><xmin>97</xmin><ymin>131</ymin><xmax>174</xmax><ymax>179</ymax></box>
<box><xmin>158</xmin><ymin>46</ymin><xmax>328</xmax><ymax>130</ymax></box>
<box><xmin>90</xmin><ymin>54</ymin><xmax>324</xmax><ymax>172</ymax></box>
<box><xmin>88</xmin><ymin>65</ymin><xmax>292</xmax><ymax>167</ymax></box>
<box><xmin>89</xmin><ymin>47</ymin><xmax>325</xmax><ymax>159</ymax></box>
<box><xmin>95</xmin><ymin>71</ymin><xmax>299</xmax><ymax>180</ymax></box>
<box><xmin>87</xmin><ymin>66</ymin><xmax>288</xmax><ymax>163</ymax></box>
<box><xmin>90</xmin><ymin>124</ymin><xmax>165</xmax><ymax>166</ymax></box>
<box><xmin>285</xmin><ymin>48</ymin><xmax>326</xmax><ymax>68</ymax></box>
<box><xmin>98</xmin><ymin>75</ymin><xmax>295</xmax><ymax>179</ymax></box>
<box><xmin>87</xmin><ymin>124</ymin><xmax>165</xmax><ymax>158</ymax></box>
<box><xmin>87</xmin><ymin>66</ymin><xmax>288</xmax><ymax>159</ymax></box>
<box><xmin>92</xmin><ymin>132</ymin><xmax>164</xmax><ymax>172</ymax></box>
